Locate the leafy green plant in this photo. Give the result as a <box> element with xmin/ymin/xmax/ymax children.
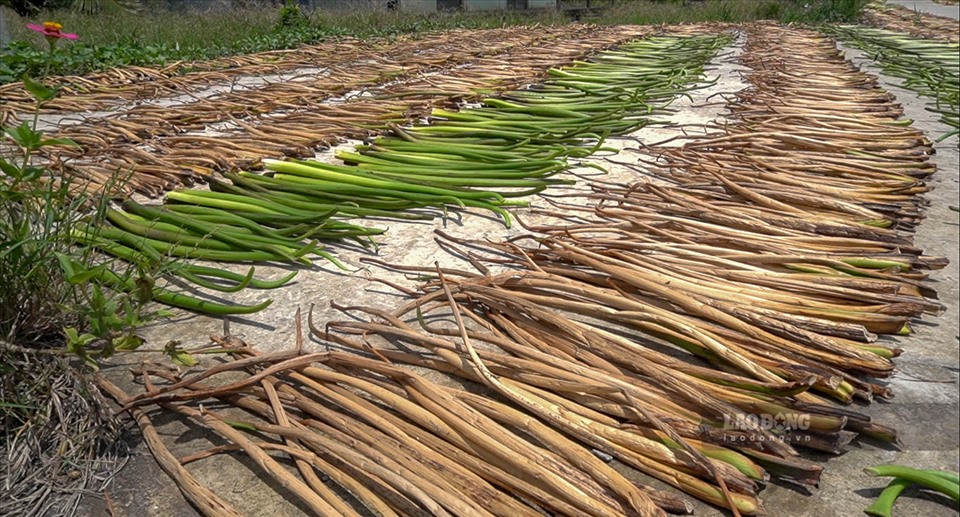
<box><xmin>0</xmin><ymin>74</ymin><xmax>85</xmax><ymax>343</ymax></box>
<box><xmin>57</xmin><ymin>254</ymin><xmax>178</xmax><ymax>367</ymax></box>
<box><xmin>0</xmin><ymin>22</ymin><xmax>167</xmax><ymax>362</ymax></box>
<box><xmin>1</xmin><ymin>6</ymin><xmax>567</xmax><ymax>83</ymax></box>
<box><xmin>0</xmin><ymin>102</ymin><xmax>177</xmax><ymax>362</ymax></box>
<box><xmin>0</xmin><ymin>19</ymin><xmax>192</xmax><ymax>516</ymax></box>
<box><xmin>277</xmin><ymin>0</ymin><xmax>308</xmax><ymax>29</ymax></box>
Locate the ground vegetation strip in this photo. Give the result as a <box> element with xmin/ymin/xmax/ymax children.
<box><xmin>92</xmin><ymin>23</ymin><xmax>946</xmax><ymax>517</ymax></box>
<box><xmin>0</xmin><ymin>6</ymin><xmax>573</xmax><ymax>85</ymax></box>
<box><xmin>0</xmin><ymin>0</ymin><xmax>866</xmax><ymax>83</ymax></box>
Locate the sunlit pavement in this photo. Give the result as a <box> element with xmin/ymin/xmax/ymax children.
<box><xmin>889</xmin><ymin>0</ymin><xmax>960</xmax><ymax>19</ymax></box>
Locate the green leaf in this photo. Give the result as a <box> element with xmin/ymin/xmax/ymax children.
<box><xmin>65</xmin><ymin>328</ymin><xmax>96</xmax><ymax>353</ymax></box>
<box><xmin>113</xmin><ymin>334</ymin><xmax>144</xmax><ymax>351</ymax></box>
<box><xmin>66</xmin><ymin>267</ymin><xmax>101</xmax><ymax>285</ymax></box>
<box><xmin>0</xmin><ymin>184</ymin><xmax>16</xmax><ymax>201</ymax></box>
<box><xmin>165</xmin><ymin>340</ymin><xmax>197</xmax><ymax>367</ymax></box>
<box><xmin>4</xmin><ymin>122</ymin><xmax>41</xmax><ymax>150</ymax></box>
<box><xmin>0</xmin><ymin>401</ymin><xmax>34</xmax><ymax>410</ymax></box>
<box><xmin>0</xmin><ymin>157</ymin><xmax>23</xmax><ymax>180</ymax></box>
<box><xmin>170</xmin><ymin>350</ymin><xmax>197</xmax><ymax>367</ymax></box>
<box><xmin>122</xmin><ymin>298</ymin><xmax>139</xmax><ymax>326</ymax></box>
<box><xmin>23</xmin><ymin>75</ymin><xmax>57</xmax><ymax>103</ymax></box>
<box><xmin>79</xmin><ymin>350</ymin><xmax>100</xmax><ymax>371</ymax></box>
<box><xmin>20</xmin><ymin>166</ymin><xmax>45</xmax><ymax>182</ymax></box>
<box><xmin>64</xmin><ymin>326</ymin><xmax>80</xmax><ymax>343</ymax></box>
<box><xmin>39</xmin><ymin>137</ymin><xmax>80</xmax><ymax>148</ymax></box>
<box><xmin>223</xmin><ymin>419</ymin><xmax>257</xmax><ymax>432</ymax></box>
<box><xmin>104</xmin><ymin>297</ymin><xmax>119</xmax><ymax>316</ymax></box>
<box><xmin>90</xmin><ymin>317</ymin><xmax>106</xmax><ymax>339</ymax></box>
<box><xmin>102</xmin><ymin>312</ymin><xmax>124</xmax><ymax>329</ymax></box>
<box><xmin>91</xmin><ymin>284</ymin><xmax>107</xmax><ymax>309</ymax></box>
<box><xmin>56</xmin><ymin>253</ymin><xmax>78</xmax><ymax>279</ymax></box>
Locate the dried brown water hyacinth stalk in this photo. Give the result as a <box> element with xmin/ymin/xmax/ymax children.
<box><xmin>88</xmin><ymin>24</ymin><xmax>943</xmax><ymax>517</ymax></box>
<box><xmin>37</xmin><ymin>24</ymin><xmax>662</xmax><ymax>196</ymax></box>
<box><xmin>0</xmin><ymin>20</ymin><xmax>728</xmax><ymax>123</ymax></box>
<box><xmin>579</xmin><ymin>24</ymin><xmax>946</xmax><ymax>396</ymax></box>
<box><xmin>51</xmin><ymin>34</ymin><xmax>620</xmax><ymax>148</ymax></box>
<box><xmin>310</xmin><ymin>23</ymin><xmax>941</xmax><ymax>513</ymax></box>
<box><xmin>649</xmin><ymin>25</ymin><xmax>940</xmax><ymax>237</ymax></box>
<box><xmin>0</xmin><ymin>26</ymin><xmax>598</xmax><ymax>123</ymax></box>
<box><xmin>31</xmin><ymin>24</ymin><xmax>616</xmax><ymax>132</ymax></box>
<box><xmin>862</xmin><ymin>2</ymin><xmax>960</xmax><ymax>43</ymax></box>
<box><xmin>0</xmin><ymin>36</ymin><xmax>401</xmax><ymax>124</ymax></box>
<box><xmin>96</xmin><ymin>328</ymin><xmax>692</xmax><ymax>517</ymax></box>
<box><xmin>96</xmin><ymin>376</ymin><xmax>244</xmax><ymax>517</ymax></box>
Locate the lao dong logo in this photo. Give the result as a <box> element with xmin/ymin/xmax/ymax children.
<box><xmin>721</xmin><ymin>413</ymin><xmax>812</xmax><ymax>443</ymax></box>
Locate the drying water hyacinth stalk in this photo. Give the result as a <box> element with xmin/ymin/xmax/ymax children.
<box><xmin>79</xmin><ymin>30</ymin><xmax>731</xmax><ymax>315</ymax></box>
<box><xmin>316</xmin><ymin>23</ymin><xmax>941</xmax><ymax>514</ymax></box>
<box><xmin>861</xmin><ymin>1</ymin><xmax>960</xmax><ymax>43</ymax></box>
<box><xmin>832</xmin><ymin>25</ymin><xmax>960</xmax><ymax>141</ymax></box>
<box><xmin>0</xmin><ymin>25</ymin><xmax>592</xmax><ymax>123</ymax></box>
<box><xmin>96</xmin><ymin>325</ymin><xmax>693</xmax><ymax>517</ymax></box>
<box><xmin>21</xmin><ymin>24</ymin><xmax>655</xmax><ymax>196</ymax></box>
<box><xmin>89</xmin><ymin>24</ymin><xmax>946</xmax><ymax>517</ymax></box>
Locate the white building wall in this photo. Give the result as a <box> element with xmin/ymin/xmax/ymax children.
<box><xmin>399</xmin><ymin>0</ymin><xmax>556</xmax><ymax>11</ymax></box>
<box><xmin>464</xmin><ymin>0</ymin><xmax>508</xmax><ymax>10</ymax></box>
<box><xmin>399</xmin><ymin>0</ymin><xmax>437</xmax><ymax>11</ymax></box>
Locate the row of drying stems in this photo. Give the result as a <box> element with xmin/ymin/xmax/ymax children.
<box><xmin>0</xmin><ymin>26</ymin><xmax>615</xmax><ymax>121</ymax></box>
<box><xmin>37</xmin><ymin>24</ymin><xmax>654</xmax><ymax>196</ymax></box>
<box><xmin>322</xmin><ymin>24</ymin><xmax>943</xmax><ymax>513</ymax></box>
<box><xmin>78</xmin><ymin>34</ymin><xmax>731</xmax><ymax>315</ymax></box>
<box><xmin>831</xmin><ymin>25</ymin><xmax>959</xmax><ymax>141</ymax></box>
<box><xmin>861</xmin><ymin>1</ymin><xmax>960</xmax><ymax>44</ymax></box>
<box><xmin>98</xmin><ymin>25</ymin><xmax>944</xmax><ymax>517</ymax></box>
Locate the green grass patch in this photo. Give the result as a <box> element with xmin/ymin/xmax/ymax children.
<box><xmin>0</xmin><ymin>6</ymin><xmax>568</xmax><ymax>82</ymax></box>
<box><xmin>1</xmin><ymin>0</ymin><xmax>871</xmax><ymax>83</ymax></box>
<box><xmin>591</xmin><ymin>0</ymin><xmax>868</xmax><ymax>26</ymax></box>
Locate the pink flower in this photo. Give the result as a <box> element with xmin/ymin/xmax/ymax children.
<box><xmin>27</xmin><ymin>21</ymin><xmax>79</xmax><ymax>42</ymax></box>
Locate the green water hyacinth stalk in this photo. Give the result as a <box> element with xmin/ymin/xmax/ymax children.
<box><xmin>832</xmin><ymin>25</ymin><xmax>959</xmax><ymax>141</ymax></box>
<box><xmin>863</xmin><ymin>465</ymin><xmax>959</xmax><ymax>517</ymax></box>
<box><xmin>84</xmin><ymin>33</ymin><xmax>732</xmax><ymax>315</ymax></box>
<box><xmin>262</xmin><ymin>158</ymin><xmax>523</xmax><ymax>227</ymax></box>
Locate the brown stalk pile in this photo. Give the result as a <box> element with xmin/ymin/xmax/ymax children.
<box><xmin>318</xmin><ymin>24</ymin><xmax>943</xmax><ymax>513</ymax></box>
<box><xmin>92</xmin><ymin>24</ymin><xmax>943</xmax><ymax>517</ymax></box>
<box><xmin>0</xmin><ymin>26</ymin><xmax>587</xmax><ymax>122</ymax></box>
<box><xmin>35</xmin><ymin>24</ymin><xmax>658</xmax><ymax>196</ymax></box>
<box><xmin>862</xmin><ymin>3</ymin><xmax>960</xmax><ymax>43</ymax></box>
<box><xmin>98</xmin><ymin>329</ymin><xmax>694</xmax><ymax>517</ymax></box>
